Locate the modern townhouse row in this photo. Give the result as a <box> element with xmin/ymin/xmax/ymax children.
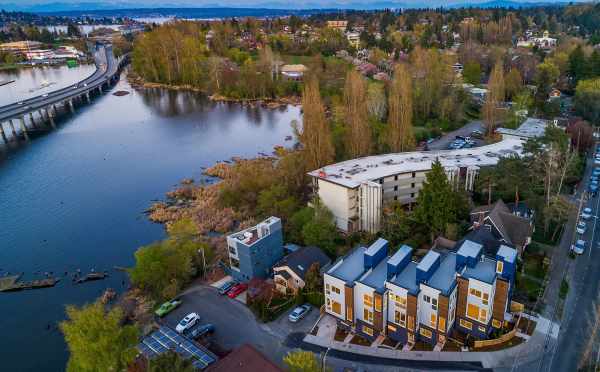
<box><xmin>323</xmin><ymin>238</ymin><xmax>517</xmax><ymax>348</ymax></box>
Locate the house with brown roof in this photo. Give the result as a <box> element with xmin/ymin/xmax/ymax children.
<box><xmin>470</xmin><ymin>200</ymin><xmax>534</xmax><ymax>255</ymax></box>
<box><xmin>207</xmin><ymin>344</ymin><xmax>282</xmax><ymax>372</ymax></box>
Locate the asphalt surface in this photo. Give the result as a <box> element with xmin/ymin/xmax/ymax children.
<box><xmin>0</xmin><ymin>45</ymin><xmax>119</xmax><ymax>122</ymax></box>
<box><xmin>426</xmin><ymin>120</ymin><xmax>485</xmax><ymax>151</ymax></box>
<box><xmin>163</xmin><ymin>285</ymin><xmax>490</xmax><ymax>371</ymax></box>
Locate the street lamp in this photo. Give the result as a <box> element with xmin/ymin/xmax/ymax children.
<box><xmin>322</xmin><ymin>347</ymin><xmax>331</xmax><ymax>372</ymax></box>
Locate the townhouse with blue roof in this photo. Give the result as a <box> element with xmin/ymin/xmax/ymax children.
<box><xmin>323</xmin><ymin>237</ymin><xmax>518</xmax><ymax>349</ymax></box>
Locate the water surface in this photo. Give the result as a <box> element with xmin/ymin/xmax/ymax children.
<box><xmin>0</xmin><ymin>68</ymin><xmax>299</xmax><ymax>371</ymax></box>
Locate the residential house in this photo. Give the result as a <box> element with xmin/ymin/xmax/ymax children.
<box><xmin>207</xmin><ymin>344</ymin><xmax>283</xmax><ymax>372</ymax></box>
<box><xmin>273</xmin><ymin>246</ymin><xmax>331</xmax><ymax>295</ymax></box>
<box><xmin>346</xmin><ymin>32</ymin><xmax>361</xmax><ymax>49</ymax></box>
<box><xmin>323</xmin><ymin>238</ymin><xmax>517</xmax><ymax>347</ymax></box>
<box><xmin>227</xmin><ymin>217</ymin><xmax>284</xmax><ymax>282</ymax></box>
<box><xmin>470</xmin><ymin>199</ymin><xmax>534</xmax><ymax>255</ymax></box>
<box><xmin>280</xmin><ymin>64</ymin><xmax>308</xmax><ymax>81</ymax></box>
<box><xmin>327</xmin><ymin>20</ymin><xmax>348</xmax><ymax>32</ymax></box>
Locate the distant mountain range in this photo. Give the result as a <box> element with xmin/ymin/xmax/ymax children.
<box><xmin>0</xmin><ymin>1</ymin><xmax>576</xmax><ymax>15</ymax></box>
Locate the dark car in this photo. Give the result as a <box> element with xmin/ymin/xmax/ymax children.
<box><xmin>217</xmin><ymin>280</ymin><xmax>237</xmax><ymax>295</ymax></box>
<box><xmin>190</xmin><ymin>324</ymin><xmax>215</xmax><ymax>340</ymax></box>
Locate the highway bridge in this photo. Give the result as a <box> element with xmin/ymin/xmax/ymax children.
<box><xmin>0</xmin><ymin>44</ymin><xmax>128</xmax><ymax>142</ymax></box>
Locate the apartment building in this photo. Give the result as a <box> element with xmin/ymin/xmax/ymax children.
<box><xmin>309</xmin><ymin>120</ymin><xmax>548</xmax><ymax>234</ymax></box>
<box><xmin>323</xmin><ymin>238</ymin><xmax>517</xmax><ymax>347</ymax></box>
<box><xmin>226</xmin><ymin>217</ymin><xmax>284</xmax><ymax>282</ymax></box>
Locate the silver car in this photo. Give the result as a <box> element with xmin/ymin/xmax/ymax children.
<box><xmin>288</xmin><ymin>304</ymin><xmax>311</xmax><ymax>323</ymax></box>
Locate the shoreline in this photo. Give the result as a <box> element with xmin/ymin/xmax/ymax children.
<box><xmin>127</xmin><ymin>73</ymin><xmax>301</xmax><ymax>108</ymax></box>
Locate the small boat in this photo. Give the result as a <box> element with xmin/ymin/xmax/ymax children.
<box><xmin>76</xmin><ymin>272</ymin><xmax>108</xmax><ymax>284</ymax></box>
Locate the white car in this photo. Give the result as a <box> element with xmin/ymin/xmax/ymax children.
<box><xmin>582</xmin><ymin>208</ymin><xmax>593</xmax><ymax>220</ymax></box>
<box><xmin>17</xmin><ymin>101</ymin><xmax>24</xmax><ymax>105</ymax></box>
<box><xmin>571</xmin><ymin>239</ymin><xmax>586</xmax><ymax>255</ymax></box>
<box><xmin>42</xmin><ymin>93</ymin><xmax>48</xmax><ymax>98</ymax></box>
<box><xmin>175</xmin><ymin>312</ymin><xmax>200</xmax><ymax>333</ymax></box>
<box><xmin>577</xmin><ymin>221</ymin><xmax>587</xmax><ymax>234</ymax></box>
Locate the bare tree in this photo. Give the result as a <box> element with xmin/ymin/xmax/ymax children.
<box><xmin>344</xmin><ymin>70</ymin><xmax>371</xmax><ymax>158</ymax></box>
<box><xmin>387</xmin><ymin>63</ymin><xmax>415</xmax><ymax>152</ymax></box>
<box><xmin>484</xmin><ymin>62</ymin><xmax>506</xmax><ymax>137</ymax></box>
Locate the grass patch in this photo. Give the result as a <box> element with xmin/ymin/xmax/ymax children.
<box><xmin>523</xmin><ymin>254</ymin><xmax>548</xmax><ymax>280</ymax></box>
<box><xmin>559</xmin><ymin>278</ymin><xmax>569</xmax><ymax>300</ymax></box>
<box><xmin>515</xmin><ymin>272</ymin><xmax>543</xmax><ymax>303</ymax></box>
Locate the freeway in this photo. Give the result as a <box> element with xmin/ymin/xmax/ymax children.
<box><xmin>0</xmin><ymin>44</ymin><xmax>120</xmax><ymax>123</ymax></box>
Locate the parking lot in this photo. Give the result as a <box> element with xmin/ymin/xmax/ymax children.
<box><xmin>426</xmin><ymin>120</ymin><xmax>485</xmax><ymax>151</ymax></box>
<box><xmin>160</xmin><ymin>284</ymin><xmax>320</xmax><ymax>365</ymax></box>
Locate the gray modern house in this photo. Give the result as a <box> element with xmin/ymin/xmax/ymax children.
<box><xmin>226</xmin><ymin>217</ymin><xmax>284</xmax><ymax>282</ymax></box>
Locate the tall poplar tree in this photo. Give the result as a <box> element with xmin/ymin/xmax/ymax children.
<box><xmin>387</xmin><ymin>64</ymin><xmax>415</xmax><ymax>152</ymax></box>
<box><xmin>483</xmin><ymin>62</ymin><xmax>505</xmax><ymax>137</ymax></box>
<box><xmin>344</xmin><ymin>70</ymin><xmax>371</xmax><ymax>158</ymax></box>
<box><xmin>296</xmin><ymin>76</ymin><xmax>335</xmax><ymax>170</ymax></box>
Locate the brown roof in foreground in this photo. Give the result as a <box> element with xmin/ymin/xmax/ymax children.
<box><xmin>207</xmin><ymin>344</ymin><xmax>283</xmax><ymax>372</ymax></box>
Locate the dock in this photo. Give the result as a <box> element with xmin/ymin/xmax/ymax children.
<box><xmin>75</xmin><ymin>272</ymin><xmax>108</xmax><ymax>284</ymax></box>
<box><xmin>0</xmin><ymin>274</ymin><xmax>60</xmax><ymax>292</ymax></box>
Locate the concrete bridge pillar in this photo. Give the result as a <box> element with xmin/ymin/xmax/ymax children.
<box><xmin>8</xmin><ymin>119</ymin><xmax>17</xmax><ymax>138</ymax></box>
<box><xmin>28</xmin><ymin>111</ymin><xmax>37</xmax><ymax>128</ymax></box>
<box><xmin>47</xmin><ymin>107</ymin><xmax>56</xmax><ymax>128</ymax></box>
<box><xmin>38</xmin><ymin>109</ymin><xmax>47</xmax><ymax>123</ymax></box>
<box><xmin>85</xmin><ymin>91</ymin><xmax>91</xmax><ymax>103</ymax></box>
<box><xmin>19</xmin><ymin>116</ymin><xmax>29</xmax><ymax>141</ymax></box>
<box><xmin>0</xmin><ymin>122</ymin><xmax>7</xmax><ymax>143</ymax></box>
<box><xmin>68</xmin><ymin>99</ymin><xmax>75</xmax><ymax>113</ymax></box>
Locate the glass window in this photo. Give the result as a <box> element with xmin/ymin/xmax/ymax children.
<box><xmin>430</xmin><ymin>314</ymin><xmax>437</xmax><ymax>327</ymax></box>
<box><xmin>374</xmin><ymin>295</ymin><xmax>382</xmax><ymax>312</ymax></box>
<box><xmin>467</xmin><ymin>303</ymin><xmax>479</xmax><ymax>320</ymax></box>
<box><xmin>496</xmin><ymin>261</ymin><xmax>504</xmax><ymax>273</ymax></box>
<box><xmin>363</xmin><ymin>325</ymin><xmax>374</xmax><ymax>336</ymax></box>
<box><xmin>332</xmin><ymin>301</ymin><xmax>341</xmax><ymax>315</ymax></box>
<box><xmin>420</xmin><ymin>328</ymin><xmax>432</xmax><ymax>338</ymax></box>
<box><xmin>438</xmin><ymin>317</ymin><xmax>446</xmax><ymax>332</ymax></box>
<box><xmin>364</xmin><ymin>294</ymin><xmax>373</xmax><ymax>307</ymax></box>
<box><xmin>460</xmin><ymin>319</ymin><xmax>472</xmax><ymax>330</ymax></box>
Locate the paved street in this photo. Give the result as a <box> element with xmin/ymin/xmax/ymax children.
<box><xmin>426</xmin><ymin>120</ymin><xmax>484</xmax><ymax>151</ymax></box>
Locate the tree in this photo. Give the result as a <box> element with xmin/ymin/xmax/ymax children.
<box><xmin>505</xmin><ymin>68</ymin><xmax>523</xmax><ymax>100</ymax></box>
<box><xmin>304</xmin><ymin>262</ymin><xmax>322</xmax><ymax>292</ymax></box>
<box><xmin>568</xmin><ymin>45</ymin><xmax>588</xmax><ymax>84</ymax></box>
<box><xmin>483</xmin><ymin>62</ymin><xmax>505</xmax><ymax>136</ymax></box>
<box><xmin>148</xmin><ymin>351</ymin><xmax>194</xmax><ymax>372</ymax></box>
<box><xmin>301</xmin><ymin>199</ymin><xmax>338</xmax><ymax>257</ymax></box>
<box><xmin>381</xmin><ymin>202</ymin><xmax>411</xmax><ymax>246</ymax></box>
<box><xmin>67</xmin><ymin>22</ymin><xmax>81</xmax><ymax>37</ymax></box>
<box><xmin>574</xmin><ymin>78</ymin><xmax>600</xmax><ymax>125</ymax></box>
<box><xmin>344</xmin><ymin>70</ymin><xmax>371</xmax><ymax>157</ymax></box>
<box><xmin>284</xmin><ymin>350</ymin><xmax>330</xmax><ymax>372</ymax></box>
<box><xmin>295</xmin><ymin>76</ymin><xmax>335</xmax><ymax>170</ymax></box>
<box><xmin>413</xmin><ymin>159</ymin><xmax>457</xmax><ymax>242</ymax></box>
<box><xmin>545</xmin><ymin>195</ymin><xmax>572</xmax><ymax>241</ymax></box>
<box><xmin>60</xmin><ymin>301</ymin><xmax>138</xmax><ymax>372</ymax></box>
<box><xmin>463</xmin><ymin>61</ymin><xmax>482</xmax><ymax>85</ymax></box>
<box><xmin>257</xmin><ymin>184</ymin><xmax>300</xmax><ymax>221</ymax></box>
<box><xmin>534</xmin><ymin>61</ymin><xmax>559</xmax><ymax>113</ymax></box>
<box><xmin>387</xmin><ymin>63</ymin><xmax>415</xmax><ymax>152</ymax></box>
<box><xmin>366</xmin><ymin>81</ymin><xmax>387</xmax><ymax>121</ymax></box>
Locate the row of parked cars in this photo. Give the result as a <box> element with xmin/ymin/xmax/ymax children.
<box><xmin>448</xmin><ymin>134</ymin><xmax>478</xmax><ymax>150</ymax></box>
<box><xmin>155</xmin><ymin>300</ymin><xmax>216</xmax><ymax>340</ymax></box>
<box><xmin>217</xmin><ymin>279</ymin><xmax>248</xmax><ymax>298</ymax></box>
<box><xmin>572</xmin><ymin>161</ymin><xmax>600</xmax><ymax>255</ymax></box>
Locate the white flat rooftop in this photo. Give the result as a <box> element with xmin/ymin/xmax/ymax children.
<box><xmin>308</xmin><ymin>138</ymin><xmax>525</xmax><ymax>188</ymax></box>
<box><xmin>497</xmin><ymin>118</ymin><xmax>548</xmax><ymax>139</ymax></box>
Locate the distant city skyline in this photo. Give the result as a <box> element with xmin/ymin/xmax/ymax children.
<box><xmin>0</xmin><ymin>0</ymin><xmax>586</xmax><ymax>13</ymax></box>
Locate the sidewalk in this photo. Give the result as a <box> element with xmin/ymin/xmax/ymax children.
<box><xmin>303</xmin><ymin>314</ymin><xmax>559</xmax><ymax>369</ymax></box>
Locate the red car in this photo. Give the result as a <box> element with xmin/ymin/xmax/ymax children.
<box><xmin>227</xmin><ymin>283</ymin><xmax>248</xmax><ymax>298</ymax></box>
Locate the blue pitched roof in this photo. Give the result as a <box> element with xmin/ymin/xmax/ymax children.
<box><xmin>327</xmin><ymin>246</ymin><xmax>367</xmax><ymax>284</ymax></box>
<box><xmin>497</xmin><ymin>245</ymin><xmax>517</xmax><ymax>264</ymax></box>
<box><xmin>427</xmin><ymin>253</ymin><xmax>458</xmax><ymax>296</ymax></box>
<box><xmin>358</xmin><ymin>259</ymin><xmax>388</xmax><ymax>293</ymax></box>
<box><xmin>462</xmin><ymin>257</ymin><xmax>497</xmax><ymax>284</ymax></box>
<box><xmin>390</xmin><ymin>261</ymin><xmax>420</xmax><ymax>296</ymax></box>
<box><xmin>417</xmin><ymin>250</ymin><xmax>440</xmax><ymax>272</ymax></box>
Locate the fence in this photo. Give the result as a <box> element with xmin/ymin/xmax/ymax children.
<box><xmin>473</xmin><ymin>315</ymin><xmax>521</xmax><ymax>349</ymax></box>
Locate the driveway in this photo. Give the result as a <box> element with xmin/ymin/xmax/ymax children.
<box><xmin>426</xmin><ymin>120</ymin><xmax>484</xmax><ymax>151</ymax></box>
<box><xmin>161</xmin><ymin>285</ymin><xmax>318</xmax><ymax>365</ymax></box>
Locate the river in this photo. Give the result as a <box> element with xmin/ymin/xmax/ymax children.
<box><xmin>0</xmin><ymin>66</ymin><xmax>300</xmax><ymax>371</ymax></box>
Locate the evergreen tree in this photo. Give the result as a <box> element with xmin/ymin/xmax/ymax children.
<box><xmin>463</xmin><ymin>61</ymin><xmax>482</xmax><ymax>85</ymax></box>
<box><xmin>344</xmin><ymin>69</ymin><xmax>371</xmax><ymax>158</ymax></box>
<box><xmin>413</xmin><ymin>159</ymin><xmax>457</xmax><ymax>242</ymax></box>
<box><xmin>387</xmin><ymin>63</ymin><xmax>415</xmax><ymax>152</ymax></box>
<box><xmin>569</xmin><ymin>45</ymin><xmax>588</xmax><ymax>84</ymax></box>
<box><xmin>590</xmin><ymin>50</ymin><xmax>600</xmax><ymax>78</ymax></box>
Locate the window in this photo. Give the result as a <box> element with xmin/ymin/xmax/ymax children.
<box><xmin>467</xmin><ymin>303</ymin><xmax>480</xmax><ymax>320</ymax></box>
<box><xmin>460</xmin><ymin>319</ymin><xmax>473</xmax><ymax>330</ymax></box>
<box><xmin>408</xmin><ymin>316</ymin><xmax>415</xmax><ymax>330</ymax></box>
<box><xmin>331</xmin><ymin>301</ymin><xmax>341</xmax><ymax>315</ymax></box>
<box><xmin>469</xmin><ymin>288</ymin><xmax>482</xmax><ymax>298</ymax></box>
<box><xmin>363</xmin><ymin>325</ymin><xmax>374</xmax><ymax>336</ymax></box>
<box><xmin>420</xmin><ymin>328</ymin><xmax>432</xmax><ymax>338</ymax></box>
<box><xmin>393</xmin><ymin>294</ymin><xmax>407</xmax><ymax>309</ymax></box>
<box><xmin>346</xmin><ymin>306</ymin><xmax>353</xmax><ymax>321</ymax></box>
<box><xmin>496</xmin><ymin>260</ymin><xmax>504</xmax><ymax>274</ymax></box>
<box><xmin>479</xmin><ymin>309</ymin><xmax>487</xmax><ymax>322</ymax></box>
<box><xmin>423</xmin><ymin>295</ymin><xmax>431</xmax><ymax>304</ymax></box>
<box><xmin>374</xmin><ymin>295</ymin><xmax>382</xmax><ymax>312</ymax></box>
<box><xmin>394</xmin><ymin>175</ymin><xmax>398</xmax><ymax>181</ymax></box>
<box><xmin>228</xmin><ymin>246</ymin><xmax>237</xmax><ymax>255</ymax></box>
<box><xmin>388</xmin><ymin>324</ymin><xmax>397</xmax><ymax>332</ymax></box>
<box><xmin>412</xmin><ymin>172</ymin><xmax>416</xmax><ymax>178</ymax></box>
<box><xmin>394</xmin><ymin>196</ymin><xmax>398</xmax><ymax>201</ymax></box>
<box><xmin>411</xmin><ymin>193</ymin><xmax>415</xmax><ymax>198</ymax></box>
<box><xmin>394</xmin><ymin>185</ymin><xmax>398</xmax><ymax>191</ymax></box>
<box><xmin>331</xmin><ymin>286</ymin><xmax>341</xmax><ymax>295</ymax></box>
<box><xmin>430</xmin><ymin>314</ymin><xmax>437</xmax><ymax>328</ymax></box>
<box><xmin>492</xmin><ymin>319</ymin><xmax>502</xmax><ymax>329</ymax></box>
<box><xmin>482</xmin><ymin>293</ymin><xmax>489</xmax><ymax>305</ymax></box>
<box><xmin>379</xmin><ymin>179</ymin><xmax>384</xmax><ymax>185</ymax></box>
<box><xmin>363</xmin><ymin>309</ymin><xmax>373</xmax><ymax>323</ymax></box>
<box><xmin>431</xmin><ymin>298</ymin><xmax>438</xmax><ymax>311</ymax></box>
<box><xmin>363</xmin><ymin>294</ymin><xmax>373</xmax><ymax>308</ymax></box>
<box><xmin>326</xmin><ymin>298</ymin><xmax>331</xmax><ymax>308</ymax></box>
<box><xmin>325</xmin><ymin>284</ymin><xmax>330</xmax><ymax>294</ymax></box>
<box><xmin>438</xmin><ymin>317</ymin><xmax>446</xmax><ymax>332</ymax></box>
<box><xmin>411</xmin><ymin>183</ymin><xmax>415</xmax><ymax>188</ymax></box>
<box><xmin>478</xmin><ymin>326</ymin><xmax>486</xmax><ymax>333</ymax></box>
<box><xmin>395</xmin><ymin>311</ymin><xmax>406</xmax><ymax>327</ymax></box>
<box><xmin>230</xmin><ymin>258</ymin><xmax>240</xmax><ymax>269</ymax></box>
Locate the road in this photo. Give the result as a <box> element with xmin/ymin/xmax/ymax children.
<box><xmin>0</xmin><ymin>44</ymin><xmax>119</xmax><ymax>122</ymax></box>
<box><xmin>426</xmin><ymin>120</ymin><xmax>484</xmax><ymax>151</ymax></box>
<box><xmin>164</xmin><ymin>285</ymin><xmax>487</xmax><ymax>371</ymax></box>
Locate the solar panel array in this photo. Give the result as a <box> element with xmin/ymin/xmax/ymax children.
<box><xmin>137</xmin><ymin>326</ymin><xmax>216</xmax><ymax>370</ymax></box>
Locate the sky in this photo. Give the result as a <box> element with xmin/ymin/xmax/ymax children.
<box><xmin>0</xmin><ymin>0</ymin><xmax>583</xmax><ymax>12</ymax></box>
